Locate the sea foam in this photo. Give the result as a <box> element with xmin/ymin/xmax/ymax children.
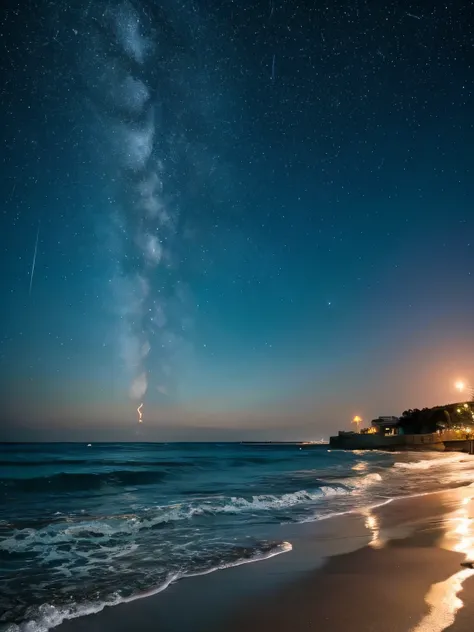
<box><xmin>2</xmin><ymin>542</ymin><xmax>292</xmax><ymax>632</ymax></box>
<box><xmin>393</xmin><ymin>454</ymin><xmax>467</xmax><ymax>470</ymax></box>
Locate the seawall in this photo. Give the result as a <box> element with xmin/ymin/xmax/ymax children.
<box><xmin>329</xmin><ymin>432</ymin><xmax>474</xmax><ymax>453</ymax></box>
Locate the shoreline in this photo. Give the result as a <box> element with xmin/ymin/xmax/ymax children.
<box><xmin>222</xmin><ymin>487</ymin><xmax>474</xmax><ymax>632</ymax></box>
<box><xmin>54</xmin><ymin>483</ymin><xmax>474</xmax><ymax>632</ymax></box>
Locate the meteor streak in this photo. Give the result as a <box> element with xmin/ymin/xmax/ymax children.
<box><xmin>137</xmin><ymin>402</ymin><xmax>144</xmax><ymax>423</ymax></box>
<box><xmin>29</xmin><ymin>222</ymin><xmax>40</xmax><ymax>296</ymax></box>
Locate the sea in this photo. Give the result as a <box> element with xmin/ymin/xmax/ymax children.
<box><xmin>1</xmin><ymin>442</ymin><xmax>473</xmax><ymax>631</ymax></box>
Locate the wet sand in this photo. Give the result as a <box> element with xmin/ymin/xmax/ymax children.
<box><xmin>58</xmin><ymin>486</ymin><xmax>474</xmax><ymax>632</ymax></box>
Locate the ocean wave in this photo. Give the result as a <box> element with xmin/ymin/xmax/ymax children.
<box><xmin>351</xmin><ymin>449</ymin><xmax>402</xmax><ymax>455</ymax></box>
<box><xmin>2</xmin><ymin>541</ymin><xmax>292</xmax><ymax>632</ymax></box>
<box><xmin>0</xmin><ymin>485</ymin><xmax>348</xmax><ymax>556</ymax></box>
<box><xmin>0</xmin><ymin>456</ymin><xmax>298</xmax><ymax>471</ymax></box>
<box><xmin>393</xmin><ymin>454</ymin><xmax>468</xmax><ymax>470</ymax></box>
<box><xmin>337</xmin><ymin>472</ymin><xmax>383</xmax><ymax>489</ymax></box>
<box><xmin>393</xmin><ymin>461</ymin><xmax>436</xmax><ymax>470</ymax></box>
<box><xmin>213</xmin><ymin>487</ymin><xmax>349</xmax><ymax>513</ymax></box>
<box><xmin>227</xmin><ymin>456</ymin><xmax>294</xmax><ymax>466</ymax></box>
<box><xmin>295</xmin><ymin>497</ymin><xmax>395</xmax><ymax>524</ymax></box>
<box><xmin>0</xmin><ymin>470</ymin><xmax>168</xmax><ymax>493</ymax></box>
<box><xmin>0</xmin><ymin>524</ymin><xmax>135</xmax><ymax>555</ymax></box>
<box><xmin>355</xmin><ymin>472</ymin><xmax>383</xmax><ymax>486</ymax></box>
<box><xmin>0</xmin><ymin>459</ymin><xmax>197</xmax><ymax>467</ymax></box>
<box><xmin>153</xmin><ymin>485</ymin><xmax>349</xmax><ymax>520</ymax></box>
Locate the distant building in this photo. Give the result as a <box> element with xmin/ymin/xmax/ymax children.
<box><xmin>371</xmin><ymin>416</ymin><xmax>400</xmax><ymax>436</ymax></box>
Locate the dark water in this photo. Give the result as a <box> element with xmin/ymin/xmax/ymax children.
<box><xmin>1</xmin><ymin>443</ymin><xmax>472</xmax><ymax>631</ymax></box>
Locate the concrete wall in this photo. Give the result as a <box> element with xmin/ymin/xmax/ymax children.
<box><xmin>444</xmin><ymin>440</ymin><xmax>473</xmax><ymax>453</ymax></box>
<box><xmin>329</xmin><ymin>434</ymin><xmax>405</xmax><ymax>450</ymax></box>
<box><xmin>329</xmin><ymin>432</ymin><xmax>445</xmax><ymax>451</ymax></box>
<box><xmin>403</xmin><ymin>433</ymin><xmax>445</xmax><ymax>449</ymax></box>
<box><xmin>329</xmin><ymin>431</ymin><xmax>474</xmax><ymax>453</ymax></box>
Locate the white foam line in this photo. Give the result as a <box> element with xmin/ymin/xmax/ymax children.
<box><xmin>384</xmin><ymin>482</ymin><xmax>474</xmax><ymax>503</ymax></box>
<box><xmin>184</xmin><ymin>541</ymin><xmax>293</xmax><ymax>579</ymax></box>
<box><xmin>295</xmin><ymin>484</ymin><xmax>474</xmax><ymax>528</ymax></box>
<box><xmin>360</xmin><ymin>498</ymin><xmax>394</xmax><ymax>511</ymax></box>
<box><xmin>2</xmin><ymin>573</ymin><xmax>180</xmax><ymax>632</ymax></box>
<box><xmin>296</xmin><ymin>498</ymin><xmax>394</xmax><ymax>525</ymax></box>
<box><xmin>393</xmin><ymin>453</ymin><xmax>468</xmax><ymax>470</ymax></box>
<box><xmin>7</xmin><ymin>543</ymin><xmax>292</xmax><ymax>632</ymax></box>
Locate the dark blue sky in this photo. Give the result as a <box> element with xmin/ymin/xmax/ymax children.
<box><xmin>1</xmin><ymin>0</ymin><xmax>473</xmax><ymax>441</ymax></box>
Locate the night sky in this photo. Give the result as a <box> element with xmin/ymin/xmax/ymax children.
<box><xmin>1</xmin><ymin>0</ymin><xmax>473</xmax><ymax>441</ymax></box>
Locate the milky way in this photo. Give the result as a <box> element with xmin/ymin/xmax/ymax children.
<box><xmin>76</xmin><ymin>0</ymin><xmax>188</xmax><ymax>410</ymax></box>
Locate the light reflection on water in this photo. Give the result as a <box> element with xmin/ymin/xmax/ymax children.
<box><xmin>352</xmin><ymin>461</ymin><xmax>368</xmax><ymax>472</ymax></box>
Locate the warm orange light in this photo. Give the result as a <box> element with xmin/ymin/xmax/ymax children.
<box><xmin>456</xmin><ymin>381</ymin><xmax>466</xmax><ymax>392</ymax></box>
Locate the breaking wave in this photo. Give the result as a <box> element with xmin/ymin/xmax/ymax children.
<box><xmin>2</xmin><ymin>541</ymin><xmax>292</xmax><ymax>632</ymax></box>
<box><xmin>393</xmin><ymin>454</ymin><xmax>467</xmax><ymax>470</ymax></box>
<box><xmin>0</xmin><ymin>485</ymin><xmax>349</xmax><ymax>556</ymax></box>
<box><xmin>337</xmin><ymin>472</ymin><xmax>383</xmax><ymax>488</ymax></box>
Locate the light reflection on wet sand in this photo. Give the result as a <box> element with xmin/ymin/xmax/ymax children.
<box><xmin>362</xmin><ymin>507</ymin><xmax>384</xmax><ymax>549</ymax></box>
<box><xmin>411</xmin><ymin>491</ymin><xmax>474</xmax><ymax>632</ymax></box>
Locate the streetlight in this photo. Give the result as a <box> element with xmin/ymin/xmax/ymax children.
<box><xmin>352</xmin><ymin>415</ymin><xmax>362</xmax><ymax>433</ymax></box>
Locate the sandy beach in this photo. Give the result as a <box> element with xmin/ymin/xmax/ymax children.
<box><xmin>56</xmin><ymin>483</ymin><xmax>474</xmax><ymax>632</ymax></box>
<box><xmin>224</xmin><ymin>489</ymin><xmax>474</xmax><ymax>632</ymax></box>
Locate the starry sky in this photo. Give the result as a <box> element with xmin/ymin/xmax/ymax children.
<box><xmin>1</xmin><ymin>0</ymin><xmax>473</xmax><ymax>441</ymax></box>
